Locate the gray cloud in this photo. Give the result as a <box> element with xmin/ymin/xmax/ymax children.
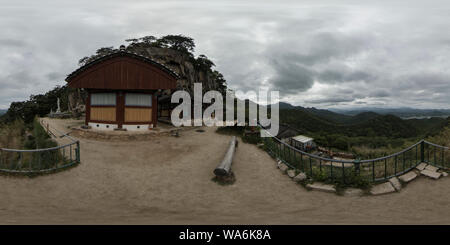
<box><xmin>269</xmin><ymin>58</ymin><xmax>315</xmax><ymax>95</ymax></box>
<box><xmin>369</xmin><ymin>89</ymin><xmax>391</xmax><ymax>98</ymax></box>
<box><xmin>0</xmin><ymin>39</ymin><xmax>27</xmax><ymax>47</ymax></box>
<box><xmin>318</xmin><ymin>70</ymin><xmax>374</xmax><ymax>84</ymax></box>
<box><xmin>305</xmin><ymin>97</ymin><xmax>355</xmax><ymax>104</ymax></box>
<box><xmin>0</xmin><ymin>0</ymin><xmax>449</xmax><ymax>109</ymax></box>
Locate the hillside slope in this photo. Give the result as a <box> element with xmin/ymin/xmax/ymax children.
<box><xmin>279</xmin><ymin>109</ymin><xmax>419</xmax><ymax>138</ymax></box>
<box><xmin>332</xmin><ymin>107</ymin><xmax>450</xmax><ymax>118</ymax></box>
<box><xmin>426</xmin><ymin>117</ymin><xmax>450</xmax><ymax>146</ymax></box>
<box><xmin>276</xmin><ymin>100</ymin><xmax>448</xmax><ymax>140</ymax></box>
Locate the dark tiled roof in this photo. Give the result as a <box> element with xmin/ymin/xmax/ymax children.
<box><xmin>65</xmin><ymin>50</ymin><xmax>180</xmax><ymax>81</ymax></box>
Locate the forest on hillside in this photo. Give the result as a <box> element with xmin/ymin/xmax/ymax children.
<box><xmin>277</xmin><ymin>105</ymin><xmax>450</xmax><ymax>158</ymax></box>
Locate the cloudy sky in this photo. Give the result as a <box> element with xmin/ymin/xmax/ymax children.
<box><xmin>1</xmin><ymin>0</ymin><xmax>450</xmax><ymax>109</ymax></box>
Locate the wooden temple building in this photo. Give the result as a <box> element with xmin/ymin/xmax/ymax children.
<box><xmin>66</xmin><ymin>47</ymin><xmax>179</xmax><ymax>131</ymax></box>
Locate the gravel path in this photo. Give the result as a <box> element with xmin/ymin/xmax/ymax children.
<box><xmin>0</xmin><ymin>118</ymin><xmax>449</xmax><ymax>224</ymax></box>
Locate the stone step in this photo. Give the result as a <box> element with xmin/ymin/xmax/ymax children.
<box><xmin>287</xmin><ymin>169</ymin><xmax>296</xmax><ymax>178</ymax></box>
<box><xmin>424</xmin><ymin>165</ymin><xmax>439</xmax><ymax>172</ymax></box>
<box><xmin>306</xmin><ymin>183</ymin><xmax>336</xmax><ymax>193</ymax></box>
<box><xmin>415</xmin><ymin>162</ymin><xmax>427</xmax><ymax>171</ymax></box>
<box><xmin>398</xmin><ymin>171</ymin><xmax>418</xmax><ymax>183</ymax></box>
<box><xmin>293</xmin><ymin>172</ymin><xmax>307</xmax><ymax>182</ymax></box>
<box><xmin>370</xmin><ymin>182</ymin><xmax>396</xmax><ymax>195</ymax></box>
<box><xmin>388</xmin><ymin>177</ymin><xmax>402</xmax><ymax>191</ymax></box>
<box><xmin>278</xmin><ymin>163</ymin><xmax>288</xmax><ymax>174</ymax></box>
<box><xmin>420</xmin><ymin>169</ymin><xmax>442</xmax><ymax>179</ymax></box>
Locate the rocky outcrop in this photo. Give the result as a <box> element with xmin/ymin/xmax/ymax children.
<box><xmin>126</xmin><ymin>46</ymin><xmax>225</xmax><ymax>95</ymax></box>
<box><xmin>67</xmin><ymin>88</ymin><xmax>87</xmax><ymax>118</ymax></box>
<box><xmin>66</xmin><ymin>46</ymin><xmax>226</xmax><ymax>115</ymax></box>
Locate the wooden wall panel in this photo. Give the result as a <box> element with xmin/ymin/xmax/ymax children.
<box><xmin>90</xmin><ymin>107</ymin><xmax>116</xmax><ymax>122</ymax></box>
<box><xmin>125</xmin><ymin>108</ymin><xmax>152</xmax><ymax>122</ymax></box>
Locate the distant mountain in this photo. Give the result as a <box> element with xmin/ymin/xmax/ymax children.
<box><xmin>279</xmin><ymin>109</ymin><xmax>419</xmax><ymax>138</ymax></box>
<box><xmin>346</xmin><ymin>111</ymin><xmax>380</xmax><ymax>124</ymax></box>
<box><xmin>408</xmin><ymin>117</ymin><xmax>449</xmax><ymax>137</ymax></box>
<box><xmin>274</xmin><ymin>102</ymin><xmax>377</xmax><ymax>125</ymax></box>
<box><xmin>277</xmin><ymin>102</ymin><xmax>297</xmax><ymax>109</ymax></box>
<box><xmin>274</xmin><ymin>102</ymin><xmax>449</xmax><ymax>139</ymax></box>
<box><xmin>329</xmin><ymin>107</ymin><xmax>450</xmax><ymax>118</ymax></box>
<box><xmin>301</xmin><ymin>107</ymin><xmax>352</xmax><ymax>124</ymax></box>
<box><xmin>0</xmin><ymin>109</ymin><xmax>6</xmax><ymax>116</ymax></box>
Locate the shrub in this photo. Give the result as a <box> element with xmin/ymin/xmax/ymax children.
<box><xmin>24</xmin><ymin>118</ymin><xmax>57</xmax><ymax>150</ymax></box>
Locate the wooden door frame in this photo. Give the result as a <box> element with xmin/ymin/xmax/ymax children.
<box><xmin>86</xmin><ymin>90</ymin><xmax>158</xmax><ymax>128</ymax></box>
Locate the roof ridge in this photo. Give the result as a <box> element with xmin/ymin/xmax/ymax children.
<box><xmin>66</xmin><ymin>49</ymin><xmax>180</xmax><ymax>81</ymax></box>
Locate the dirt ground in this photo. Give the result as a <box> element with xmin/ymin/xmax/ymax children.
<box><xmin>0</xmin><ymin>118</ymin><xmax>449</xmax><ymax>224</ymax></box>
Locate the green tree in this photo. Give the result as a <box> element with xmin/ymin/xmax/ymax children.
<box><xmin>195</xmin><ymin>54</ymin><xmax>215</xmax><ymax>70</ymax></box>
<box><xmin>157</xmin><ymin>34</ymin><xmax>195</xmax><ymax>53</ymax></box>
<box><xmin>0</xmin><ymin>85</ymin><xmax>78</xmax><ymax>124</ymax></box>
<box><xmin>79</xmin><ymin>46</ymin><xmax>116</xmax><ymax>66</ymax></box>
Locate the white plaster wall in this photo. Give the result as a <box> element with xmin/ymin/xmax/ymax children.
<box><xmin>122</xmin><ymin>124</ymin><xmax>153</xmax><ymax>131</ymax></box>
<box><xmin>88</xmin><ymin>122</ymin><xmax>117</xmax><ymax>130</ymax></box>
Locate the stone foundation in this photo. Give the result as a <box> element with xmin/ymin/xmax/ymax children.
<box><xmin>70</xmin><ymin>126</ymin><xmax>189</xmax><ymax>141</ymax></box>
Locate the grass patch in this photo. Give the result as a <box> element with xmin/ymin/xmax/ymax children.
<box><xmin>0</xmin><ymin>117</ymin><xmax>80</xmax><ymax>175</ymax></box>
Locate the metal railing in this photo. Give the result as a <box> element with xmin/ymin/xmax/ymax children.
<box><xmin>0</xmin><ymin>121</ymin><xmax>80</xmax><ymax>174</ymax></box>
<box><xmin>260</xmin><ymin>129</ymin><xmax>449</xmax><ymax>184</ymax></box>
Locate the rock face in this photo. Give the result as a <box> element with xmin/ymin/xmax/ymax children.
<box><xmin>127</xmin><ymin>47</ymin><xmax>225</xmax><ymax>95</ymax></box>
<box><xmin>68</xmin><ymin>88</ymin><xmax>87</xmax><ymax>117</ymax></box>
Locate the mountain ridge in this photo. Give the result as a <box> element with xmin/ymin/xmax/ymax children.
<box><xmin>274</xmin><ymin>102</ymin><xmax>448</xmax><ymax>139</ymax></box>
<box><xmin>276</xmin><ymin>102</ymin><xmax>450</xmax><ymax>120</ymax></box>
<box><xmin>329</xmin><ymin>107</ymin><xmax>450</xmax><ymax>118</ymax></box>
